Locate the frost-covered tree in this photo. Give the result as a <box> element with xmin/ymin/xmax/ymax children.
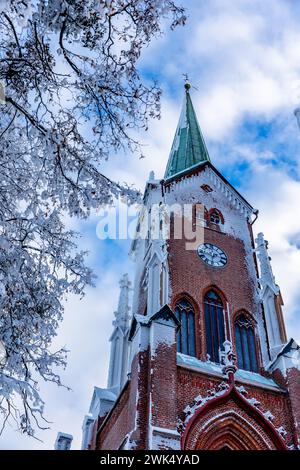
<box><xmin>0</xmin><ymin>0</ymin><xmax>186</xmax><ymax>436</ymax></box>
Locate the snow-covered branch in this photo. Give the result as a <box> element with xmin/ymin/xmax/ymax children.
<box><xmin>0</xmin><ymin>0</ymin><xmax>186</xmax><ymax>436</ymax></box>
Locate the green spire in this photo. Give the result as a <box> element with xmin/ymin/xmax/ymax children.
<box><xmin>164</xmin><ymin>84</ymin><xmax>210</xmax><ymax>180</ymax></box>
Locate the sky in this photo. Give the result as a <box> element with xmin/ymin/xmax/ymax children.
<box><xmin>1</xmin><ymin>0</ymin><xmax>300</xmax><ymax>449</ymax></box>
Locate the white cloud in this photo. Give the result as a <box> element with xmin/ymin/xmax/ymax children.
<box><xmin>244</xmin><ymin>166</ymin><xmax>300</xmax><ymax>334</ymax></box>
<box><xmin>139</xmin><ymin>0</ymin><xmax>300</xmax><ymax>140</ymax></box>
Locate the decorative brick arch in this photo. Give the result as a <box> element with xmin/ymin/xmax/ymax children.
<box><xmin>186</xmin><ymin>408</ymin><xmax>276</xmax><ymax>450</ymax></box>
<box><xmin>181</xmin><ymin>384</ymin><xmax>287</xmax><ymax>450</ymax></box>
<box><xmin>172</xmin><ymin>292</ymin><xmax>199</xmax><ymax>316</ymax></box>
<box><xmin>207</xmin><ymin>208</ymin><xmax>225</xmax><ymax>225</ymax></box>
<box><xmin>202</xmin><ymin>284</ymin><xmax>228</xmax><ymax>306</ymax></box>
<box><xmin>233</xmin><ymin>308</ymin><xmax>257</xmax><ymax>326</ymax></box>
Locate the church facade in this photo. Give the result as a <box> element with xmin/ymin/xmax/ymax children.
<box><xmin>81</xmin><ymin>84</ymin><xmax>300</xmax><ymax>451</ymax></box>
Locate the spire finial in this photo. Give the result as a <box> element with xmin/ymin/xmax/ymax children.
<box><xmin>183</xmin><ymin>73</ymin><xmax>191</xmax><ymax>92</ymax></box>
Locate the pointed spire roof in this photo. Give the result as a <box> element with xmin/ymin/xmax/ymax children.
<box><xmin>164</xmin><ymin>83</ymin><xmax>210</xmax><ymax>180</ymax></box>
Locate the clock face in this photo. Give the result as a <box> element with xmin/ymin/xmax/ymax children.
<box><xmin>197</xmin><ymin>243</ymin><xmax>228</xmax><ymax>268</ymax></box>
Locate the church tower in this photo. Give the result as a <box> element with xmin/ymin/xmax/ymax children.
<box><xmin>82</xmin><ymin>84</ymin><xmax>300</xmax><ymax>451</ymax></box>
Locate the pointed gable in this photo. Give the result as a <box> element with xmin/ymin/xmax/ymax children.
<box><xmin>128</xmin><ymin>304</ymin><xmax>180</xmax><ymax>341</ymax></box>
<box><xmin>164</xmin><ymin>84</ymin><xmax>210</xmax><ymax>180</ymax></box>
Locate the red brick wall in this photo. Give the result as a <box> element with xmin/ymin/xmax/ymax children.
<box><xmin>131</xmin><ymin>349</ymin><xmax>150</xmax><ymax>449</ymax></box>
<box><xmin>96</xmin><ymin>383</ymin><xmax>133</xmax><ymax>450</ymax></box>
<box><xmin>97</xmin><ymin>349</ymin><xmax>150</xmax><ymax>450</ymax></box>
<box><xmin>168</xmin><ymin>226</ymin><xmax>262</xmax><ymax>366</ymax></box>
<box><xmin>95</xmin><ymin>205</ymin><xmax>298</xmax><ymax>450</ymax></box>
<box><xmin>286</xmin><ymin>367</ymin><xmax>300</xmax><ymax>446</ymax></box>
<box><xmin>272</xmin><ymin>364</ymin><xmax>300</xmax><ymax>446</ymax></box>
<box><xmin>150</xmin><ymin>341</ymin><xmax>178</xmax><ymax>430</ymax></box>
<box><xmin>96</xmin><ymin>362</ymin><xmax>296</xmax><ymax>450</ymax></box>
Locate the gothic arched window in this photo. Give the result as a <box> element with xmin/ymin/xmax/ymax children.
<box><xmin>235</xmin><ymin>314</ymin><xmax>258</xmax><ymax>372</ymax></box>
<box><xmin>210</xmin><ymin>211</ymin><xmax>221</xmax><ymax>225</ymax></box>
<box><xmin>204</xmin><ymin>290</ymin><xmax>225</xmax><ymax>363</ymax></box>
<box><xmin>175</xmin><ymin>298</ymin><xmax>196</xmax><ymax>357</ymax></box>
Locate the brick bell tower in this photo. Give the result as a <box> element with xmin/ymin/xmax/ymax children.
<box><xmin>82</xmin><ymin>84</ymin><xmax>300</xmax><ymax>451</ymax></box>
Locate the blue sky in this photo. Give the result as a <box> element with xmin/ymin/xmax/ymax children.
<box><xmin>2</xmin><ymin>0</ymin><xmax>300</xmax><ymax>449</ymax></box>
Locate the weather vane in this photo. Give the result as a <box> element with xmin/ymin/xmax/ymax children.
<box><xmin>183</xmin><ymin>73</ymin><xmax>199</xmax><ymax>92</ymax></box>
<box><xmin>183</xmin><ymin>73</ymin><xmax>191</xmax><ymax>91</ymax></box>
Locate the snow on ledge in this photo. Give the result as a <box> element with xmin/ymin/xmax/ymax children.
<box><xmin>152</xmin><ymin>426</ymin><xmax>180</xmax><ymax>437</ymax></box>
<box><xmin>177</xmin><ymin>353</ymin><xmax>283</xmax><ymax>392</ymax></box>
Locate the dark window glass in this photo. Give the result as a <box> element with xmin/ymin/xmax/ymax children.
<box><xmin>175</xmin><ymin>299</ymin><xmax>196</xmax><ymax>357</ymax></box>
<box><xmin>210</xmin><ymin>212</ymin><xmax>221</xmax><ymax>224</ymax></box>
<box><xmin>188</xmin><ymin>310</ymin><xmax>196</xmax><ymax>357</ymax></box>
<box><xmin>204</xmin><ymin>290</ymin><xmax>225</xmax><ymax>363</ymax></box>
<box><xmin>235</xmin><ymin>314</ymin><xmax>258</xmax><ymax>372</ymax></box>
